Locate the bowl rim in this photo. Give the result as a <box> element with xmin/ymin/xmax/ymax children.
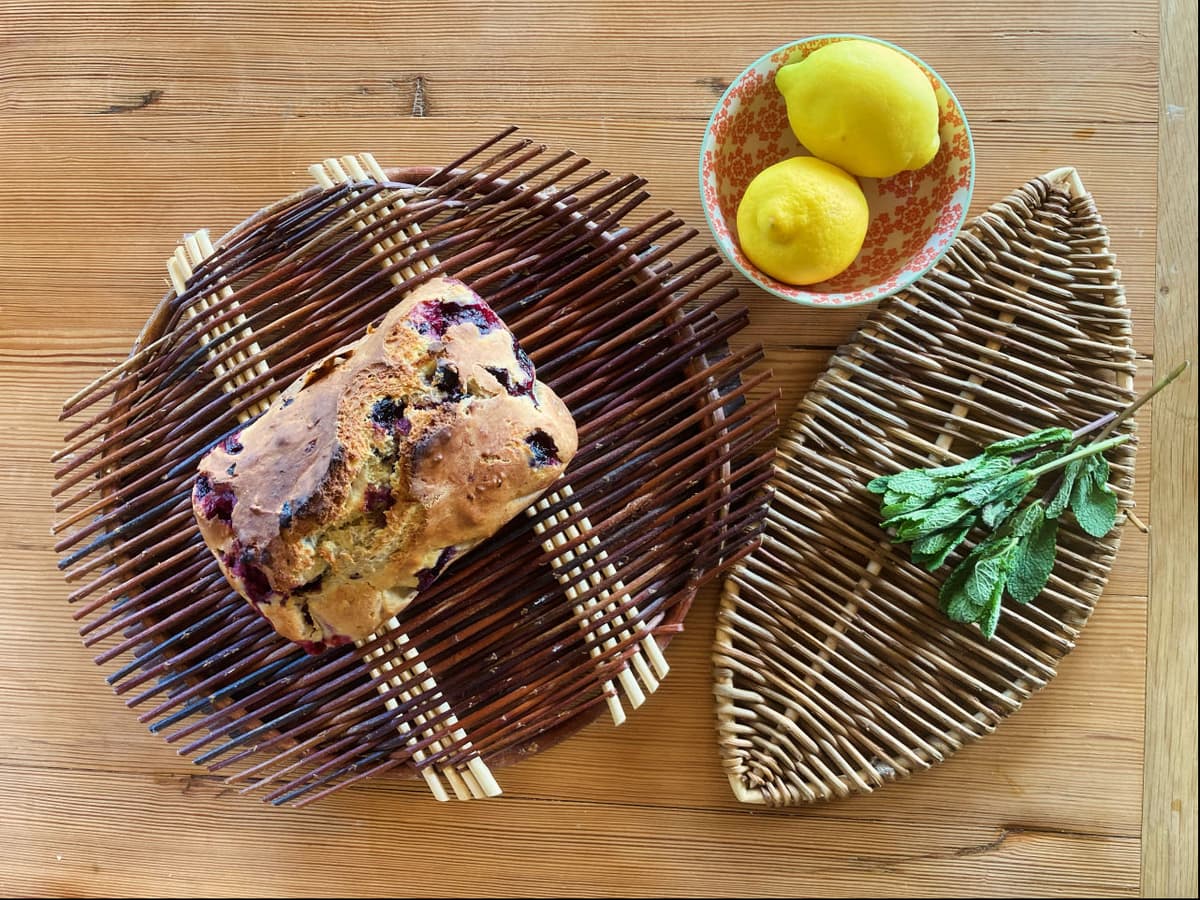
<box><xmin>698</xmin><ymin>33</ymin><xmax>976</xmax><ymax>308</ymax></box>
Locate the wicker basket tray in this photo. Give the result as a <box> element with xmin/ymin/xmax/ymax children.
<box><xmin>715</xmin><ymin>168</ymin><xmax>1137</xmax><ymax>805</ymax></box>
<box><xmin>51</xmin><ymin>128</ymin><xmax>777</xmax><ymax>805</ymax></box>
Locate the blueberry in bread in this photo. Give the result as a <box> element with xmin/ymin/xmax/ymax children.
<box><xmin>191</xmin><ymin>277</ymin><xmax>578</xmax><ymax>652</ymax></box>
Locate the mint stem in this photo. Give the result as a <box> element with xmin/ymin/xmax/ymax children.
<box><xmin>1093</xmin><ymin>360</ymin><xmax>1189</xmax><ymax>444</ymax></box>
<box><xmin>1071</xmin><ymin>412</ymin><xmax>1117</xmax><ymax>444</ymax></box>
<box><xmin>1036</xmin><ymin>412</ymin><xmax>1116</xmax><ymax>500</ymax></box>
<box><xmin>1024</xmin><ymin>433</ymin><xmax>1132</xmax><ymax>480</ymax></box>
<box><xmin>1013</xmin><ymin>412</ymin><xmax>1118</xmax><ymax>466</ymax></box>
<box><xmin>1026</xmin><ymin>361</ymin><xmax>1188</xmax><ymax>465</ymax></box>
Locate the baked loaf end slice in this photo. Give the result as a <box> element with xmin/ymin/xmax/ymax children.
<box><xmin>191</xmin><ymin>276</ymin><xmax>578</xmax><ymax>652</ymax></box>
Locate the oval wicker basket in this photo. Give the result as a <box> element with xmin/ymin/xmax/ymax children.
<box><xmin>715</xmin><ymin>167</ymin><xmax>1137</xmax><ymax>805</ymax></box>
<box><xmin>51</xmin><ymin>128</ymin><xmax>777</xmax><ymax>805</ymax></box>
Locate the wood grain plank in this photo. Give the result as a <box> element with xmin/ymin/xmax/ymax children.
<box><xmin>1144</xmin><ymin>0</ymin><xmax>1199</xmax><ymax>894</ymax></box>
<box><xmin>0</xmin><ymin>539</ymin><xmax>1153</xmax><ymax>898</ymax></box>
<box><xmin>0</xmin><ymin>117</ymin><xmax>1160</xmax><ymax>353</ymax></box>
<box><xmin>0</xmin><ymin>1</ymin><xmax>1162</xmax><ymax>895</ymax></box>
<box><xmin>0</xmin><ymin>765</ymin><xmax>1139</xmax><ymax>898</ymax></box>
<box><xmin>0</xmin><ymin>1</ymin><xmax>1158</xmax><ymax>126</ymax></box>
<box><xmin>0</xmin><ymin>564</ymin><xmax>1150</xmax><ymax>830</ymax></box>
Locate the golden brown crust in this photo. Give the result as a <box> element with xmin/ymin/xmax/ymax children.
<box><xmin>191</xmin><ymin>277</ymin><xmax>577</xmax><ymax>651</ymax></box>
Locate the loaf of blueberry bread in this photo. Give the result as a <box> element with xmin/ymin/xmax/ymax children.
<box><xmin>191</xmin><ymin>276</ymin><xmax>578</xmax><ymax>652</ymax></box>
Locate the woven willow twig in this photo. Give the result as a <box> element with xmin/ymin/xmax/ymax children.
<box><xmin>715</xmin><ymin>168</ymin><xmax>1137</xmax><ymax>806</ymax></box>
<box><xmin>313</xmin><ymin>152</ymin><xmax>669</xmax><ymax>741</ymax></box>
<box><xmin>528</xmin><ymin>482</ymin><xmax>670</xmax><ymax>727</ymax></box>
<box><xmin>166</xmin><ymin>231</ymin><xmax>273</xmax><ymax>423</ymax></box>
<box><xmin>312</xmin><ymin>152</ymin><xmax>498</xmax><ymax>801</ymax></box>
<box><xmin>52</xmin><ymin>127</ymin><xmax>776</xmax><ymax>806</ymax></box>
<box><xmin>164</xmin><ymin>184</ymin><xmax>483</xmax><ymax>804</ymax></box>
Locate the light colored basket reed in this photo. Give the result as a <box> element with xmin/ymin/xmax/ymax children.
<box><xmin>714</xmin><ymin>168</ymin><xmax>1138</xmax><ymax>805</ymax></box>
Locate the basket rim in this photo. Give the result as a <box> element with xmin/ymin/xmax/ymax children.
<box><xmin>713</xmin><ymin>165</ymin><xmax>1136</xmax><ymax>805</ymax></box>
<box><xmin>81</xmin><ymin>152</ymin><xmax>764</xmax><ymax>781</ymax></box>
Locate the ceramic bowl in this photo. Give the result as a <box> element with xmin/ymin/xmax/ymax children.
<box><xmin>699</xmin><ymin>34</ymin><xmax>974</xmax><ymax>306</ymax></box>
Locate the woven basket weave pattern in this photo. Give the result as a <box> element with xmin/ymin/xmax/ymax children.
<box><xmin>52</xmin><ymin>131</ymin><xmax>777</xmax><ymax>805</ymax></box>
<box><xmin>715</xmin><ymin>172</ymin><xmax>1136</xmax><ymax>805</ymax></box>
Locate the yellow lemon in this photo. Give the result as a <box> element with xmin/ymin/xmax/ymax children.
<box><xmin>735</xmin><ymin>156</ymin><xmax>869</xmax><ymax>286</ymax></box>
<box><xmin>776</xmin><ymin>39</ymin><xmax>940</xmax><ymax>179</ymax></box>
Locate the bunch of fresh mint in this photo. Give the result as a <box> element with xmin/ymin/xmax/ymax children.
<box><xmin>868</xmin><ymin>363</ymin><xmax>1185</xmax><ymax>640</ymax></box>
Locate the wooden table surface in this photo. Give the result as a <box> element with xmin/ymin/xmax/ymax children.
<box><xmin>2</xmin><ymin>2</ymin><xmax>1195</xmax><ymax>897</ymax></box>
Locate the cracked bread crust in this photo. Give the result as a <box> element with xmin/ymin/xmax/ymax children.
<box><xmin>191</xmin><ymin>277</ymin><xmax>578</xmax><ymax>652</ymax></box>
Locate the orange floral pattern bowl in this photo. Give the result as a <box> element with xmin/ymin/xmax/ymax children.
<box><xmin>699</xmin><ymin>35</ymin><xmax>974</xmax><ymax>307</ymax></box>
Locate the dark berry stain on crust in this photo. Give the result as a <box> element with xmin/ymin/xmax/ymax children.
<box><xmin>194</xmin><ymin>475</ymin><xmax>237</xmax><ymax>523</ymax></box>
<box><xmin>297</xmin><ymin>633</ymin><xmax>353</xmax><ymax>655</ymax></box>
<box><xmin>364</xmin><ymin>483</ymin><xmax>394</xmax><ymax>512</ymax></box>
<box><xmin>512</xmin><ymin>340</ymin><xmax>538</xmax><ymax>404</ymax></box>
<box><xmin>221</xmin><ymin>432</ymin><xmax>244</xmax><ymax>454</ymax></box>
<box><xmin>432</xmin><ymin>363</ymin><xmax>466</xmax><ymax>402</ymax></box>
<box><xmin>416</xmin><ymin>546</ymin><xmax>458</xmax><ymax>591</ymax></box>
<box><xmin>279</xmin><ymin>501</ymin><xmax>293</xmax><ymax>530</ymax></box>
<box><xmin>223</xmin><ymin>543</ymin><xmax>274</xmax><ymax>605</ymax></box>
<box><xmin>409</xmin><ymin>299</ymin><xmax>501</xmax><ymax>339</ymax></box>
<box><xmin>485</xmin><ymin>362</ymin><xmax>535</xmax><ymax>400</ymax></box>
<box><xmin>514</xmin><ymin>341</ymin><xmax>535</xmax><ymax>382</ymax></box>
<box><xmin>525</xmin><ymin>430</ymin><xmax>560</xmax><ymax>467</ymax></box>
<box><xmin>294</xmin><ymin>575</ymin><xmax>325</xmax><ymax>595</ymax></box>
<box><xmin>484</xmin><ymin>366</ymin><xmax>515</xmax><ymax>393</ymax></box>
<box><xmin>370</xmin><ymin>396</ymin><xmax>412</xmax><ymax>435</ymax></box>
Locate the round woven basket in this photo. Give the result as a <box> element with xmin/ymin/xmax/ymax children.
<box><xmin>715</xmin><ymin>168</ymin><xmax>1137</xmax><ymax>805</ymax></box>
<box><xmin>52</xmin><ymin>129</ymin><xmax>777</xmax><ymax>805</ymax></box>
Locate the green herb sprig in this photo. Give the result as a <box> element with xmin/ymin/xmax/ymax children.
<box><xmin>868</xmin><ymin>362</ymin><xmax>1187</xmax><ymax>639</ymax></box>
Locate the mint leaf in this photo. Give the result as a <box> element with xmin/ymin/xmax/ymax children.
<box><xmin>1071</xmin><ymin>453</ymin><xmax>1119</xmax><ymax>537</ymax></box>
<box><xmin>925</xmin><ymin>456</ymin><xmax>987</xmax><ymax>479</ymax></box>
<box><xmin>964</xmin><ymin>536</ymin><xmax>1018</xmax><ymax>609</ymax></box>
<box><xmin>940</xmin><ymin>535</ymin><xmax>1016</xmax><ymax>639</ymax></box>
<box><xmin>980</xmin><ymin>584</ymin><xmax>1004</xmax><ymax>640</ymax></box>
<box><xmin>945</xmin><ymin>589</ymin><xmax>986</xmax><ymax>625</ymax></box>
<box><xmin>942</xmin><ymin>454</ymin><xmax>1013</xmax><ymax>488</ymax></box>
<box><xmin>981</xmin><ymin>478</ymin><xmax>1037</xmax><ymax>529</ymax></box>
<box><xmin>884</xmin><ymin>470</ymin><xmax>940</xmax><ymax>498</ymax></box>
<box><xmin>911</xmin><ymin>519</ymin><xmax>975</xmax><ymax>571</ymax></box>
<box><xmin>984</xmin><ymin>426</ymin><xmax>1073</xmax><ymax>456</ymax></box>
<box><xmin>881</xmin><ymin>490</ymin><xmax>929</xmax><ymax>519</ymax></box>
<box><xmin>1006</xmin><ymin>499</ymin><xmax>1046</xmax><ymax>539</ymax></box>
<box><xmin>867</xmin><ymin>475</ymin><xmax>893</xmax><ymax>494</ymax></box>
<box><xmin>961</xmin><ymin>469</ymin><xmax>1029</xmax><ymax>507</ymax></box>
<box><xmin>1008</xmin><ymin>512</ymin><xmax>1058</xmax><ymax>604</ymax></box>
<box><xmin>940</xmin><ymin>542</ymin><xmax>988</xmax><ymax>619</ymax></box>
<box><xmin>1046</xmin><ymin>458</ymin><xmax>1084</xmax><ymax>518</ymax></box>
<box><xmin>964</xmin><ymin>445</ymin><xmax>1059</xmax><ymax>521</ymax></box>
<box><xmin>871</xmin><ymin>454</ymin><xmax>1004</xmax><ymax>499</ymax></box>
<box><xmin>883</xmin><ymin>495</ymin><xmax>977</xmax><ymax>541</ymax></box>
<box><xmin>982</xmin><ymin>537</ymin><xmax>1021</xmax><ymax>639</ymax></box>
